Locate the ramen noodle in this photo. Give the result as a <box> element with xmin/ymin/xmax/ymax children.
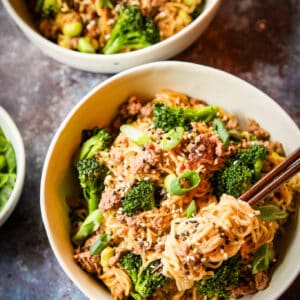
<box><xmin>69</xmin><ymin>89</ymin><xmax>299</xmax><ymax>299</ymax></box>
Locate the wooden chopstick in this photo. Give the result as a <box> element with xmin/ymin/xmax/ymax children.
<box><xmin>240</xmin><ymin>147</ymin><xmax>300</xmax><ymax>206</ymax></box>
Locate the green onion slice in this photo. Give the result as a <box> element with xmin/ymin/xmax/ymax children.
<box><xmin>228</xmin><ymin>129</ymin><xmax>242</xmax><ymax>141</ymax></box>
<box><xmin>212</xmin><ymin>118</ymin><xmax>230</xmax><ymax>145</ymax></box>
<box><xmin>90</xmin><ymin>233</ymin><xmax>111</xmax><ymax>255</ymax></box>
<box><xmin>161</xmin><ymin>127</ymin><xmax>184</xmax><ymax>150</ymax></box>
<box><xmin>165</xmin><ymin>171</ymin><xmax>201</xmax><ymax>195</ymax></box>
<box><xmin>252</xmin><ymin>244</ymin><xmax>270</xmax><ymax>274</ymax></box>
<box><xmin>72</xmin><ymin>209</ymin><xmax>104</xmax><ymax>245</ymax></box>
<box><xmin>120</xmin><ymin>124</ymin><xmax>150</xmax><ymax>146</ymax></box>
<box><xmin>258</xmin><ymin>205</ymin><xmax>288</xmax><ymax>220</ymax></box>
<box><xmin>186</xmin><ymin>200</ymin><xmax>197</xmax><ymax>218</ymax></box>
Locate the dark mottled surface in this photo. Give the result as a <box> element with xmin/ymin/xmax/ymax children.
<box><xmin>0</xmin><ymin>0</ymin><xmax>299</xmax><ymax>299</ymax></box>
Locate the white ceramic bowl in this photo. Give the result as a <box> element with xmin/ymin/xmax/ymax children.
<box><xmin>41</xmin><ymin>61</ymin><xmax>300</xmax><ymax>299</ymax></box>
<box><xmin>2</xmin><ymin>0</ymin><xmax>221</xmax><ymax>73</ymax></box>
<box><xmin>0</xmin><ymin>107</ymin><xmax>26</xmax><ymax>226</ymax></box>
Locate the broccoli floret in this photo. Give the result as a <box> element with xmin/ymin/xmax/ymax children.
<box><xmin>198</xmin><ymin>254</ymin><xmax>242</xmax><ymax>298</ymax></box>
<box><xmin>211</xmin><ymin>144</ymin><xmax>268</xmax><ymax>198</ymax></box>
<box><xmin>120</xmin><ymin>253</ymin><xmax>142</xmax><ymax>284</ymax></box>
<box><xmin>103</xmin><ymin>5</ymin><xmax>160</xmax><ymax>54</ymax></box>
<box><xmin>135</xmin><ymin>260</ymin><xmax>167</xmax><ymax>297</ymax></box>
<box><xmin>212</xmin><ymin>163</ymin><xmax>253</xmax><ymax>198</ymax></box>
<box><xmin>78</xmin><ymin>128</ymin><xmax>113</xmax><ymax>161</ymax></box>
<box><xmin>122</xmin><ymin>179</ymin><xmax>155</xmax><ymax>216</ymax></box>
<box><xmin>153</xmin><ymin>103</ymin><xmax>219</xmax><ymax>132</ymax></box>
<box><xmin>235</xmin><ymin>144</ymin><xmax>268</xmax><ymax>180</ymax></box>
<box><xmin>77</xmin><ymin>157</ymin><xmax>108</xmax><ymax>213</ymax></box>
<box><xmin>152</xmin><ymin>103</ymin><xmax>187</xmax><ymax>132</ymax></box>
<box><xmin>121</xmin><ymin>253</ymin><xmax>166</xmax><ymax>298</ymax></box>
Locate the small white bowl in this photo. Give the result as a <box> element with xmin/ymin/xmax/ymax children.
<box><xmin>0</xmin><ymin>107</ymin><xmax>26</xmax><ymax>226</ymax></box>
<box><xmin>41</xmin><ymin>61</ymin><xmax>300</xmax><ymax>300</ymax></box>
<box><xmin>2</xmin><ymin>0</ymin><xmax>221</xmax><ymax>73</ymax></box>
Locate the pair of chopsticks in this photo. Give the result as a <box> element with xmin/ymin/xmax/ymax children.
<box><xmin>240</xmin><ymin>147</ymin><xmax>300</xmax><ymax>206</ymax></box>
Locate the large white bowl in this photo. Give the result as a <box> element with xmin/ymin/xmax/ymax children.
<box><xmin>0</xmin><ymin>107</ymin><xmax>26</xmax><ymax>226</ymax></box>
<box><xmin>41</xmin><ymin>61</ymin><xmax>300</xmax><ymax>299</ymax></box>
<box><xmin>3</xmin><ymin>0</ymin><xmax>221</xmax><ymax>73</ymax></box>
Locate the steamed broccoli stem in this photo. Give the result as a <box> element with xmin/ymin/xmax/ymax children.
<box><xmin>77</xmin><ymin>157</ymin><xmax>108</xmax><ymax>213</ymax></box>
<box><xmin>153</xmin><ymin>103</ymin><xmax>219</xmax><ymax>132</ymax></box>
<box><xmin>211</xmin><ymin>144</ymin><xmax>268</xmax><ymax>198</ymax></box>
<box><xmin>120</xmin><ymin>253</ymin><xmax>142</xmax><ymax>284</ymax></box>
<box><xmin>122</xmin><ymin>179</ymin><xmax>155</xmax><ymax>216</ymax></box>
<box><xmin>198</xmin><ymin>254</ymin><xmax>242</xmax><ymax>298</ymax></box>
<box><xmin>78</xmin><ymin>128</ymin><xmax>112</xmax><ymax>161</ymax></box>
<box><xmin>103</xmin><ymin>5</ymin><xmax>159</xmax><ymax>54</ymax></box>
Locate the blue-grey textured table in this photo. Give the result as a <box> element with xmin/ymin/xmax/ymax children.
<box><xmin>0</xmin><ymin>0</ymin><xmax>299</xmax><ymax>299</ymax></box>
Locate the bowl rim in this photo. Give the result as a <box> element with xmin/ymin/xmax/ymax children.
<box><xmin>40</xmin><ymin>61</ymin><xmax>300</xmax><ymax>299</ymax></box>
<box><xmin>0</xmin><ymin>106</ymin><xmax>26</xmax><ymax>226</ymax></box>
<box><xmin>2</xmin><ymin>0</ymin><xmax>221</xmax><ymax>62</ymax></box>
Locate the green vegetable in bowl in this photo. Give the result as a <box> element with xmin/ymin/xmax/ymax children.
<box><xmin>103</xmin><ymin>5</ymin><xmax>160</xmax><ymax>54</ymax></box>
<box><xmin>72</xmin><ymin>209</ymin><xmax>104</xmax><ymax>245</ymax></box>
<box><xmin>153</xmin><ymin>103</ymin><xmax>219</xmax><ymax>132</ymax></box>
<box><xmin>161</xmin><ymin>127</ymin><xmax>184</xmax><ymax>150</ymax></box>
<box><xmin>0</xmin><ymin>127</ymin><xmax>16</xmax><ymax>212</ymax></box>
<box><xmin>164</xmin><ymin>170</ymin><xmax>201</xmax><ymax>195</ymax></box>
<box><xmin>212</xmin><ymin>118</ymin><xmax>230</xmax><ymax>145</ymax></box>
<box><xmin>120</xmin><ymin>124</ymin><xmax>150</xmax><ymax>146</ymax></box>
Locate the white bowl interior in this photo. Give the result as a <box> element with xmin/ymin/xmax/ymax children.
<box><xmin>41</xmin><ymin>61</ymin><xmax>300</xmax><ymax>299</ymax></box>
<box><xmin>0</xmin><ymin>107</ymin><xmax>26</xmax><ymax>226</ymax></box>
<box><xmin>3</xmin><ymin>0</ymin><xmax>221</xmax><ymax>73</ymax></box>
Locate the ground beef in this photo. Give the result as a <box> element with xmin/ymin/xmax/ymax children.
<box><xmin>99</xmin><ymin>189</ymin><xmax>122</xmax><ymax>211</ymax></box>
<box><xmin>74</xmin><ymin>250</ymin><xmax>101</xmax><ymax>274</ymax></box>
<box><xmin>119</xmin><ymin>96</ymin><xmax>143</xmax><ymax>118</ymax></box>
<box><xmin>130</xmin><ymin>143</ymin><xmax>162</xmax><ymax>174</ymax></box>
<box><xmin>246</xmin><ymin>119</ymin><xmax>270</xmax><ymax>140</ymax></box>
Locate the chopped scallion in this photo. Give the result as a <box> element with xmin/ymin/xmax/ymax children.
<box><xmin>258</xmin><ymin>205</ymin><xmax>288</xmax><ymax>221</ymax></box>
<box><xmin>212</xmin><ymin>118</ymin><xmax>229</xmax><ymax>145</ymax></box>
<box><xmin>120</xmin><ymin>124</ymin><xmax>150</xmax><ymax>146</ymax></box>
<box><xmin>252</xmin><ymin>244</ymin><xmax>270</xmax><ymax>274</ymax></box>
<box><xmin>72</xmin><ymin>209</ymin><xmax>103</xmax><ymax>245</ymax></box>
<box><xmin>90</xmin><ymin>233</ymin><xmax>111</xmax><ymax>255</ymax></box>
<box><xmin>164</xmin><ymin>171</ymin><xmax>200</xmax><ymax>195</ymax></box>
<box><xmin>186</xmin><ymin>200</ymin><xmax>197</xmax><ymax>218</ymax></box>
<box><xmin>161</xmin><ymin>127</ymin><xmax>184</xmax><ymax>150</ymax></box>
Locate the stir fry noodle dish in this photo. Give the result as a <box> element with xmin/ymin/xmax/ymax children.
<box><xmin>32</xmin><ymin>0</ymin><xmax>206</xmax><ymax>54</ymax></box>
<box><xmin>68</xmin><ymin>89</ymin><xmax>300</xmax><ymax>300</ymax></box>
